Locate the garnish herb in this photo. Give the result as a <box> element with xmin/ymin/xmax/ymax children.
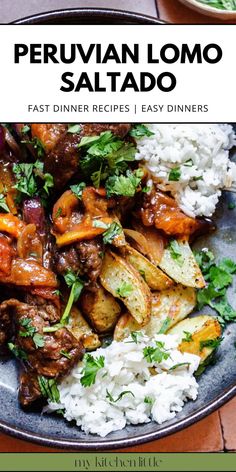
<box><xmin>55</xmin><ymin>207</ymin><xmax>62</xmax><ymax>219</ymax></box>
<box><xmin>168</xmin><ymin>167</ymin><xmax>181</xmax><ymax>181</ymax></box>
<box><xmin>125</xmin><ymin>331</ymin><xmax>143</xmax><ymax>344</ymax></box>
<box><xmin>0</xmin><ymin>194</ymin><xmax>10</xmax><ymax>213</ymax></box>
<box><xmin>106</xmin><ymin>390</ymin><xmax>134</xmax><ymax>403</ymax></box>
<box><xmin>184</xmin><ymin>159</ymin><xmax>193</xmax><ymax>167</ymax></box>
<box><xmin>144</xmin><ymin>396</ymin><xmax>154</xmax><ymax>405</ymax></box>
<box><xmin>19</xmin><ymin>318</ymin><xmax>44</xmax><ymax>349</ymax></box>
<box><xmin>21</xmin><ymin>125</ymin><xmax>30</xmax><ymax>134</ymax></box>
<box><xmin>67</xmin><ymin>124</ymin><xmax>81</xmax><ymax>134</ymax></box>
<box><xmin>79</xmin><ymin>131</ymin><xmax>136</xmax><ymax>187</ymax></box>
<box><xmin>143</xmin><ymin>341</ymin><xmax>170</xmax><ymax>364</ymax></box>
<box><xmin>199</xmin><ymin>337</ymin><xmax>222</xmax><ymax>351</ymax></box>
<box><xmin>21</xmin><ymin>137</ymin><xmax>45</xmax><ymax>157</ymax></box>
<box><xmin>8</xmin><ymin>342</ymin><xmax>28</xmax><ymax>360</ymax></box>
<box><xmin>129</xmin><ymin>124</ymin><xmax>154</xmax><ymax>139</ymax></box>
<box><xmin>38</xmin><ymin>376</ymin><xmax>60</xmax><ymax>403</ymax></box>
<box><xmin>168</xmin><ymin>362</ymin><xmax>190</xmax><ymax>371</ymax></box>
<box><xmin>228</xmin><ymin>202</ymin><xmax>235</xmax><ymax>210</ymax></box>
<box><xmin>158</xmin><ymin>317</ymin><xmax>172</xmax><ymax>334</ymax></box>
<box><xmin>105</xmin><ymin>169</ymin><xmax>143</xmax><ymax>198</ymax></box>
<box><xmin>60</xmin><ymin>270</ymin><xmax>84</xmax><ymax>325</ymax></box>
<box><xmin>116</xmin><ymin>282</ymin><xmax>133</xmax><ymax>298</ymax></box>
<box><xmin>80</xmin><ymin>354</ymin><xmax>105</xmax><ymax>387</ymax></box>
<box><xmin>60</xmin><ymin>350</ymin><xmax>72</xmax><ymax>360</ymax></box>
<box><xmin>93</xmin><ymin>219</ymin><xmax>109</xmax><ymax>229</ymax></box>
<box><xmin>102</xmin><ymin>221</ymin><xmax>122</xmax><ymax>244</ymax></box>
<box><xmin>70</xmin><ymin>182</ymin><xmax>86</xmax><ymax>199</ymax></box>
<box><xmin>13</xmin><ymin>160</ymin><xmax>54</xmax><ymax>200</ymax></box>
<box><xmin>168</xmin><ymin>240</ymin><xmax>183</xmax><ymax>265</ymax></box>
<box><xmin>182</xmin><ymin>331</ymin><xmax>193</xmax><ymax>342</ymax></box>
<box><xmin>195</xmin><ymin>250</ymin><xmax>236</xmax><ymax>326</ymax></box>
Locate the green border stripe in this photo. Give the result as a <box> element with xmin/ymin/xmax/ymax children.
<box><xmin>0</xmin><ymin>452</ymin><xmax>235</xmax><ymax>471</ymax></box>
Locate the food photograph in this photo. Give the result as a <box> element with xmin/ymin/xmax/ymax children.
<box><xmin>0</xmin><ymin>0</ymin><xmax>236</xmax><ymax>467</ymax></box>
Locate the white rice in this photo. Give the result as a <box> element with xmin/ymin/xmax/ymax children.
<box><xmin>135</xmin><ymin>124</ymin><xmax>236</xmax><ymax>217</ymax></box>
<box><xmin>46</xmin><ymin>333</ymin><xmax>200</xmax><ymax>437</ymax></box>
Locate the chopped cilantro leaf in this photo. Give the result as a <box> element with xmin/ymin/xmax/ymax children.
<box><xmin>105</xmin><ymin>169</ymin><xmax>143</xmax><ymax>197</ymax></box>
<box><xmin>182</xmin><ymin>331</ymin><xmax>193</xmax><ymax>342</ymax></box>
<box><xmin>21</xmin><ymin>137</ymin><xmax>45</xmax><ymax>158</ymax></box>
<box><xmin>21</xmin><ymin>125</ymin><xmax>30</xmax><ymax>134</ymax></box>
<box><xmin>80</xmin><ymin>354</ymin><xmax>105</xmax><ymax>387</ymax></box>
<box><xmin>70</xmin><ymin>182</ymin><xmax>86</xmax><ymax>199</ymax></box>
<box><xmin>0</xmin><ymin>194</ymin><xmax>10</xmax><ymax>213</ymax></box>
<box><xmin>168</xmin><ymin>240</ymin><xmax>183</xmax><ymax>265</ymax></box>
<box><xmin>168</xmin><ymin>167</ymin><xmax>181</xmax><ymax>181</ymax></box>
<box><xmin>158</xmin><ymin>317</ymin><xmax>172</xmax><ymax>334</ymax></box>
<box><xmin>143</xmin><ymin>341</ymin><xmax>170</xmax><ymax>364</ymax></box>
<box><xmin>199</xmin><ymin>337</ymin><xmax>222</xmax><ymax>351</ymax></box>
<box><xmin>8</xmin><ymin>342</ymin><xmax>28</xmax><ymax>360</ymax></box>
<box><xmin>228</xmin><ymin>202</ymin><xmax>235</xmax><ymax>210</ymax></box>
<box><xmin>102</xmin><ymin>221</ymin><xmax>122</xmax><ymax>244</ymax></box>
<box><xmin>33</xmin><ymin>333</ymin><xmax>45</xmax><ymax>349</ymax></box>
<box><xmin>169</xmin><ymin>362</ymin><xmax>190</xmax><ymax>371</ymax></box>
<box><xmin>60</xmin><ymin>270</ymin><xmax>84</xmax><ymax>325</ymax></box>
<box><xmin>38</xmin><ymin>376</ymin><xmax>60</xmax><ymax>403</ymax></box>
<box><xmin>67</xmin><ymin>124</ymin><xmax>81</xmax><ymax>134</ymax></box>
<box><xmin>60</xmin><ymin>350</ymin><xmax>72</xmax><ymax>360</ymax></box>
<box><xmin>144</xmin><ymin>396</ymin><xmax>154</xmax><ymax>405</ymax></box>
<box><xmin>117</xmin><ymin>282</ymin><xmax>133</xmax><ymax>298</ymax></box>
<box><xmin>129</xmin><ymin>124</ymin><xmax>154</xmax><ymax>139</ymax></box>
<box><xmin>106</xmin><ymin>390</ymin><xmax>134</xmax><ymax>403</ymax></box>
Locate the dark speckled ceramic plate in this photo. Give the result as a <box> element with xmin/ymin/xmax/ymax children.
<box><xmin>1</xmin><ymin>8</ymin><xmax>235</xmax><ymax>450</ymax></box>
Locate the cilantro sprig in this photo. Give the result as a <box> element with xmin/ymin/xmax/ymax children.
<box><xmin>105</xmin><ymin>169</ymin><xmax>143</xmax><ymax>197</ymax></box>
<box><xmin>0</xmin><ymin>193</ymin><xmax>10</xmax><ymax>213</ymax></box>
<box><xmin>19</xmin><ymin>318</ymin><xmax>44</xmax><ymax>349</ymax></box>
<box><xmin>129</xmin><ymin>124</ymin><xmax>154</xmax><ymax>139</ymax></box>
<box><xmin>195</xmin><ymin>250</ymin><xmax>236</xmax><ymax>326</ymax></box>
<box><xmin>38</xmin><ymin>376</ymin><xmax>60</xmax><ymax>403</ymax></box>
<box><xmin>60</xmin><ymin>270</ymin><xmax>84</xmax><ymax>325</ymax></box>
<box><xmin>79</xmin><ymin>131</ymin><xmax>136</xmax><ymax>188</ymax></box>
<box><xmin>80</xmin><ymin>353</ymin><xmax>105</xmax><ymax>387</ymax></box>
<box><xmin>143</xmin><ymin>341</ymin><xmax>170</xmax><ymax>364</ymax></box>
<box><xmin>168</xmin><ymin>240</ymin><xmax>183</xmax><ymax>266</ymax></box>
<box><xmin>12</xmin><ymin>160</ymin><xmax>54</xmax><ymax>202</ymax></box>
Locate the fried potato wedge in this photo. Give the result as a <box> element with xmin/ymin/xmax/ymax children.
<box><xmin>80</xmin><ymin>285</ymin><xmax>121</xmax><ymax>333</ymax></box>
<box><xmin>114</xmin><ymin>285</ymin><xmax>196</xmax><ymax>341</ymax></box>
<box><xmin>68</xmin><ymin>305</ymin><xmax>101</xmax><ymax>351</ymax></box>
<box><xmin>159</xmin><ymin>239</ymin><xmax>205</xmax><ymax>288</ymax></box>
<box><xmin>168</xmin><ymin>315</ymin><xmax>222</xmax><ymax>362</ymax></box>
<box><xmin>100</xmin><ymin>250</ymin><xmax>151</xmax><ymax>326</ymax></box>
<box><xmin>123</xmin><ymin>245</ymin><xmax>173</xmax><ymax>291</ymax></box>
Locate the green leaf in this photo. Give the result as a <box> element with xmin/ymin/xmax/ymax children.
<box><xmin>70</xmin><ymin>182</ymin><xmax>86</xmax><ymax>199</ymax></box>
<box><xmin>182</xmin><ymin>331</ymin><xmax>193</xmax><ymax>342</ymax></box>
<box><xmin>38</xmin><ymin>376</ymin><xmax>60</xmax><ymax>403</ymax></box>
<box><xmin>143</xmin><ymin>341</ymin><xmax>170</xmax><ymax>364</ymax></box>
<box><xmin>158</xmin><ymin>317</ymin><xmax>172</xmax><ymax>334</ymax></box>
<box><xmin>116</xmin><ymin>282</ymin><xmax>133</xmax><ymax>298</ymax></box>
<box><xmin>22</xmin><ymin>137</ymin><xmax>45</xmax><ymax>157</ymax></box>
<box><xmin>208</xmin><ymin>266</ymin><xmax>232</xmax><ymax>290</ymax></box>
<box><xmin>105</xmin><ymin>169</ymin><xmax>143</xmax><ymax>197</ymax></box>
<box><xmin>8</xmin><ymin>342</ymin><xmax>28</xmax><ymax>360</ymax></box>
<box><xmin>67</xmin><ymin>124</ymin><xmax>81</xmax><ymax>134</ymax></box>
<box><xmin>102</xmin><ymin>221</ymin><xmax>122</xmax><ymax>244</ymax></box>
<box><xmin>168</xmin><ymin>239</ymin><xmax>184</xmax><ymax>265</ymax></box>
<box><xmin>13</xmin><ymin>160</ymin><xmax>53</xmax><ymax>199</ymax></box>
<box><xmin>129</xmin><ymin>124</ymin><xmax>154</xmax><ymax>139</ymax></box>
<box><xmin>60</xmin><ymin>271</ymin><xmax>84</xmax><ymax>325</ymax></box>
<box><xmin>33</xmin><ymin>333</ymin><xmax>45</xmax><ymax>349</ymax></box>
<box><xmin>228</xmin><ymin>202</ymin><xmax>236</xmax><ymax>210</ymax></box>
<box><xmin>80</xmin><ymin>354</ymin><xmax>105</xmax><ymax>387</ymax></box>
<box><xmin>128</xmin><ymin>331</ymin><xmax>143</xmax><ymax>344</ymax></box>
<box><xmin>60</xmin><ymin>350</ymin><xmax>72</xmax><ymax>359</ymax></box>
<box><xmin>199</xmin><ymin>337</ymin><xmax>222</xmax><ymax>351</ymax></box>
<box><xmin>0</xmin><ymin>193</ymin><xmax>10</xmax><ymax>213</ymax></box>
<box><xmin>168</xmin><ymin>167</ymin><xmax>181</xmax><ymax>181</ymax></box>
<box><xmin>19</xmin><ymin>318</ymin><xmax>36</xmax><ymax>338</ymax></box>
<box><xmin>144</xmin><ymin>396</ymin><xmax>154</xmax><ymax>405</ymax></box>
<box><xmin>21</xmin><ymin>125</ymin><xmax>30</xmax><ymax>134</ymax></box>
<box><xmin>93</xmin><ymin>219</ymin><xmax>109</xmax><ymax>229</ymax></box>
<box><xmin>106</xmin><ymin>389</ymin><xmax>134</xmax><ymax>403</ymax></box>
<box><xmin>168</xmin><ymin>362</ymin><xmax>191</xmax><ymax>371</ymax></box>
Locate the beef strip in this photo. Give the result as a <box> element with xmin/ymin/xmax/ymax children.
<box><xmin>0</xmin><ymin>298</ymin><xmax>84</xmax><ymax>406</ymax></box>
<box><xmin>82</xmin><ymin>123</ymin><xmax>131</xmax><ymax>139</ymax></box>
<box><xmin>54</xmin><ymin>238</ymin><xmax>103</xmax><ymax>282</ymax></box>
<box><xmin>19</xmin><ymin>370</ymin><xmax>42</xmax><ymax>407</ymax></box>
